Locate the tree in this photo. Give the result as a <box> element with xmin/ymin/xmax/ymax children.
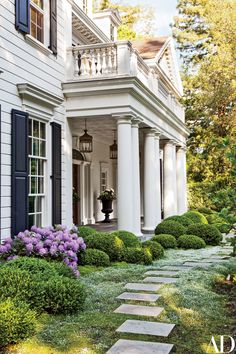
<box><xmin>173</xmin><ymin>0</ymin><xmax>236</xmax><ymax>211</ymax></box>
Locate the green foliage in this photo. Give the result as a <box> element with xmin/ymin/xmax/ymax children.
<box><xmin>0</xmin><ymin>262</ymin><xmax>86</xmax><ymax>315</ymax></box>
<box><xmin>0</xmin><ymin>299</ymin><xmax>37</xmax><ymax>348</ymax></box>
<box><xmin>122</xmin><ymin>247</ymin><xmax>153</xmax><ymax>265</ymax></box>
<box><xmin>111</xmin><ymin>230</ymin><xmax>140</xmax><ymax>247</ymax></box>
<box><xmin>80</xmin><ymin>249</ymin><xmax>110</xmax><ymax>267</ymax></box>
<box><xmin>178</xmin><ymin>235</ymin><xmax>206</xmax><ymax>249</ymax></box>
<box><xmin>183</xmin><ymin>211</ymin><xmax>208</xmax><ymax>224</ymax></box>
<box><xmin>206</xmin><ymin>214</ymin><xmax>227</xmax><ymax>225</ymax></box>
<box><xmin>218</xmin><ymin>208</ymin><xmax>236</xmax><ymax>225</ymax></box>
<box><xmin>198</xmin><ymin>207</ymin><xmax>215</xmax><ymax>215</ymax></box>
<box><xmin>152</xmin><ymin>234</ymin><xmax>177</xmax><ymax>249</ymax></box>
<box><xmin>85</xmin><ymin>233</ymin><xmax>124</xmax><ymax>261</ymax></box>
<box><xmin>165</xmin><ymin>215</ymin><xmax>194</xmax><ymax>227</ymax></box>
<box><xmin>155</xmin><ymin>220</ymin><xmax>186</xmax><ymax>238</ymax></box>
<box><xmin>213</xmin><ymin>223</ymin><xmax>232</xmax><ymax>234</ymax></box>
<box><xmin>43</xmin><ymin>277</ymin><xmax>86</xmax><ymax>315</ymax></box>
<box><xmin>186</xmin><ymin>224</ymin><xmax>222</xmax><ymax>246</ymax></box>
<box><xmin>78</xmin><ymin>226</ymin><xmax>97</xmax><ymax>241</ymax></box>
<box><xmin>142</xmin><ymin>241</ymin><xmax>164</xmax><ymax>260</ymax></box>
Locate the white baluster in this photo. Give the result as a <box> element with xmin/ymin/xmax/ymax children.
<box><xmin>96</xmin><ymin>49</ymin><xmax>102</xmax><ymax>75</ymax></box>
<box><xmin>107</xmin><ymin>46</ymin><xmax>112</xmax><ymax>74</ymax></box>
<box><xmin>74</xmin><ymin>50</ymin><xmax>79</xmax><ymax>77</ymax></box>
<box><xmin>80</xmin><ymin>51</ymin><xmax>86</xmax><ymax>77</ymax></box>
<box><xmin>112</xmin><ymin>46</ymin><xmax>117</xmax><ymax>74</ymax></box>
<box><xmin>101</xmin><ymin>47</ymin><xmax>107</xmax><ymax>75</ymax></box>
<box><xmin>91</xmin><ymin>49</ymin><xmax>96</xmax><ymax>76</ymax></box>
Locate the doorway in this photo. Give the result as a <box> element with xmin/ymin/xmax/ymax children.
<box><xmin>73</xmin><ymin>164</ymin><xmax>81</xmax><ymax>225</ymax></box>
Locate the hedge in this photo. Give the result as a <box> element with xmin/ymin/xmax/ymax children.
<box><xmin>178</xmin><ymin>234</ymin><xmax>206</xmax><ymax>249</ymax></box>
<box><xmin>111</xmin><ymin>230</ymin><xmax>140</xmax><ymax>247</ymax></box>
<box><xmin>79</xmin><ymin>249</ymin><xmax>110</xmax><ymax>266</ymax></box>
<box><xmin>123</xmin><ymin>248</ymin><xmax>153</xmax><ymax>265</ymax></box>
<box><xmin>155</xmin><ymin>220</ymin><xmax>186</xmax><ymax>238</ymax></box>
<box><xmin>142</xmin><ymin>241</ymin><xmax>164</xmax><ymax>260</ymax></box>
<box><xmin>152</xmin><ymin>234</ymin><xmax>177</xmax><ymax>249</ymax></box>
<box><xmin>85</xmin><ymin>233</ymin><xmax>124</xmax><ymax>261</ymax></box>
<box><xmin>183</xmin><ymin>211</ymin><xmax>208</xmax><ymax>224</ymax></box>
<box><xmin>186</xmin><ymin>224</ymin><xmax>222</xmax><ymax>245</ymax></box>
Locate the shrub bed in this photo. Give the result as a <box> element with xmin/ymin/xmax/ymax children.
<box><xmin>78</xmin><ymin>226</ymin><xmax>97</xmax><ymax>241</ymax></box>
<box><xmin>155</xmin><ymin>220</ymin><xmax>186</xmax><ymax>238</ymax></box>
<box><xmin>79</xmin><ymin>249</ymin><xmax>110</xmax><ymax>266</ymax></box>
<box><xmin>111</xmin><ymin>230</ymin><xmax>140</xmax><ymax>247</ymax></box>
<box><xmin>0</xmin><ymin>225</ymin><xmax>86</xmax><ymax>277</ymax></box>
<box><xmin>186</xmin><ymin>224</ymin><xmax>222</xmax><ymax>245</ymax></box>
<box><xmin>183</xmin><ymin>211</ymin><xmax>208</xmax><ymax>224</ymax></box>
<box><xmin>85</xmin><ymin>233</ymin><xmax>124</xmax><ymax>261</ymax></box>
<box><xmin>123</xmin><ymin>247</ymin><xmax>152</xmax><ymax>265</ymax></box>
<box><xmin>152</xmin><ymin>234</ymin><xmax>177</xmax><ymax>249</ymax></box>
<box><xmin>178</xmin><ymin>234</ymin><xmax>206</xmax><ymax>249</ymax></box>
<box><xmin>142</xmin><ymin>241</ymin><xmax>164</xmax><ymax>260</ymax></box>
<box><xmin>0</xmin><ymin>299</ymin><xmax>37</xmax><ymax>348</ymax></box>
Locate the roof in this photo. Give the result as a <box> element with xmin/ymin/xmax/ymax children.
<box><xmin>132</xmin><ymin>37</ymin><xmax>168</xmax><ymax>60</ymax></box>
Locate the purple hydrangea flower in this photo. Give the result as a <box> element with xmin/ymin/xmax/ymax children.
<box><xmin>26</xmin><ymin>243</ymin><xmax>33</xmax><ymax>253</ymax></box>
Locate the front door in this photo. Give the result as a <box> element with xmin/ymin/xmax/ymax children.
<box><xmin>73</xmin><ymin>164</ymin><xmax>81</xmax><ymax>225</ymax></box>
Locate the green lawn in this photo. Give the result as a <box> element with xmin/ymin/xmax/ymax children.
<box><xmin>9</xmin><ymin>248</ymin><xmax>236</xmax><ymax>354</ymax></box>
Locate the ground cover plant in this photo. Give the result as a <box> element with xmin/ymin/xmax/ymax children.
<box><xmin>10</xmin><ymin>248</ymin><xmax>236</xmax><ymax>354</ymax></box>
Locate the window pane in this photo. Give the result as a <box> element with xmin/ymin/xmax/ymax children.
<box><xmin>36</xmin><ymin>197</ymin><xmax>42</xmax><ymax>212</ymax></box>
<box><xmin>31</xmin><ymin>22</ymin><xmax>37</xmax><ymax>39</ymax></box>
<box><xmin>29</xmin><ymin>196</ymin><xmax>35</xmax><ymax>213</ymax></box>
<box><xmin>38</xmin><ymin>160</ymin><xmax>44</xmax><ymax>176</ymax></box>
<box><xmin>36</xmin><ymin>213</ymin><xmax>42</xmax><ymax>226</ymax></box>
<box><xmin>38</xmin><ymin>177</ymin><xmax>44</xmax><ymax>194</ymax></box>
<box><xmin>31</xmin><ymin>177</ymin><xmax>37</xmax><ymax>194</ymax></box>
<box><xmin>29</xmin><ymin>214</ymin><xmax>34</xmax><ymax>228</ymax></box>
<box><xmin>29</xmin><ymin>137</ymin><xmax>32</xmax><ymax>155</ymax></box>
<box><xmin>31</xmin><ymin>6</ymin><xmax>37</xmax><ymax>23</ymax></box>
<box><xmin>33</xmin><ymin>120</ymin><xmax>39</xmax><ymax>138</ymax></box>
<box><xmin>32</xmin><ymin>0</ymin><xmax>44</xmax><ymax>9</ymax></box>
<box><xmin>40</xmin><ymin>140</ymin><xmax>46</xmax><ymax>157</ymax></box>
<box><xmin>30</xmin><ymin>159</ymin><xmax>37</xmax><ymax>175</ymax></box>
<box><xmin>40</xmin><ymin>122</ymin><xmax>46</xmax><ymax>139</ymax></box>
<box><xmin>29</xmin><ymin>120</ymin><xmax>32</xmax><ymax>136</ymax></box>
<box><xmin>33</xmin><ymin>139</ymin><xmax>39</xmax><ymax>156</ymax></box>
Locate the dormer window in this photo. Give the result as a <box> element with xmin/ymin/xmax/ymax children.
<box><xmin>30</xmin><ymin>0</ymin><xmax>44</xmax><ymax>43</ymax></box>
<box><xmin>83</xmin><ymin>0</ymin><xmax>88</xmax><ymax>14</ymax></box>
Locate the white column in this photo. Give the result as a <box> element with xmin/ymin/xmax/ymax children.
<box><xmin>176</xmin><ymin>146</ymin><xmax>188</xmax><ymax>214</ymax></box>
<box><xmin>131</xmin><ymin>118</ymin><xmax>142</xmax><ymax>236</ymax></box>
<box><xmin>117</xmin><ymin>116</ymin><xmax>133</xmax><ymax>232</ymax></box>
<box><xmin>143</xmin><ymin>128</ymin><xmax>157</xmax><ymax>231</ymax></box>
<box><xmin>163</xmin><ymin>140</ymin><xmax>177</xmax><ymax>218</ymax></box>
<box><xmin>87</xmin><ymin>164</ymin><xmax>95</xmax><ymax>224</ymax></box>
<box><xmin>154</xmin><ymin>132</ymin><xmax>162</xmax><ymax>226</ymax></box>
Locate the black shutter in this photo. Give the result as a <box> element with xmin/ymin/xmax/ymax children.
<box><xmin>15</xmin><ymin>0</ymin><xmax>30</xmax><ymax>34</ymax></box>
<box><xmin>49</xmin><ymin>0</ymin><xmax>57</xmax><ymax>55</ymax></box>
<box><xmin>11</xmin><ymin>110</ymin><xmax>29</xmax><ymax>236</ymax></box>
<box><xmin>0</xmin><ymin>105</ymin><xmax>1</xmax><ymax>242</ymax></box>
<box><xmin>51</xmin><ymin>122</ymin><xmax>61</xmax><ymax>225</ymax></box>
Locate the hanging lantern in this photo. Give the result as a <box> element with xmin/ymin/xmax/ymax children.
<box><xmin>110</xmin><ymin>130</ymin><xmax>117</xmax><ymax>160</ymax></box>
<box><xmin>79</xmin><ymin>119</ymin><xmax>93</xmax><ymax>153</ymax></box>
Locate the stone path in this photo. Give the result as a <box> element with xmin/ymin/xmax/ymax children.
<box><xmin>107</xmin><ymin>241</ymin><xmax>233</xmax><ymax>353</ymax></box>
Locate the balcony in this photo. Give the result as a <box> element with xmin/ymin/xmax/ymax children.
<box><xmin>66</xmin><ymin>41</ymin><xmax>185</xmax><ymax>122</ymax></box>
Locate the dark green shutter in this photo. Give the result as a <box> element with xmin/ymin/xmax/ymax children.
<box><xmin>15</xmin><ymin>0</ymin><xmax>30</xmax><ymax>34</ymax></box>
<box><xmin>11</xmin><ymin>110</ymin><xmax>29</xmax><ymax>236</ymax></box>
<box><xmin>51</xmin><ymin>122</ymin><xmax>61</xmax><ymax>225</ymax></box>
<box><xmin>49</xmin><ymin>0</ymin><xmax>57</xmax><ymax>55</ymax></box>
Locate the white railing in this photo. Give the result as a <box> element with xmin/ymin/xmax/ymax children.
<box><xmin>66</xmin><ymin>41</ymin><xmax>185</xmax><ymax>121</ymax></box>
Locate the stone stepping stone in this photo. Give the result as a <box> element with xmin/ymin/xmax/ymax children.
<box><xmin>125</xmin><ymin>283</ymin><xmax>162</xmax><ymax>292</ymax></box>
<box><xmin>161</xmin><ymin>265</ymin><xmax>193</xmax><ymax>271</ymax></box>
<box><xmin>145</xmin><ymin>270</ymin><xmax>179</xmax><ymax>277</ymax></box>
<box><xmin>184</xmin><ymin>262</ymin><xmax>212</xmax><ymax>267</ymax></box>
<box><xmin>106</xmin><ymin>339</ymin><xmax>173</xmax><ymax>354</ymax></box>
<box><xmin>116</xmin><ymin>319</ymin><xmax>175</xmax><ymax>337</ymax></box>
<box><xmin>116</xmin><ymin>292</ymin><xmax>160</xmax><ymax>302</ymax></box>
<box><xmin>144</xmin><ymin>277</ymin><xmax>178</xmax><ymax>284</ymax></box>
<box><xmin>209</xmin><ymin>256</ymin><xmax>230</xmax><ymax>259</ymax></box>
<box><xmin>114</xmin><ymin>304</ymin><xmax>163</xmax><ymax>317</ymax></box>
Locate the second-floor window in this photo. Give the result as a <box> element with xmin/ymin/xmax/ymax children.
<box><xmin>30</xmin><ymin>0</ymin><xmax>44</xmax><ymax>43</ymax></box>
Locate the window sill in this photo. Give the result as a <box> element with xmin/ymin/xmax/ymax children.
<box><xmin>25</xmin><ymin>35</ymin><xmax>53</xmax><ymax>56</ymax></box>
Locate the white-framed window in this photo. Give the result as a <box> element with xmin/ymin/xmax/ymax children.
<box><xmin>30</xmin><ymin>0</ymin><xmax>44</xmax><ymax>43</ymax></box>
<box><xmin>28</xmin><ymin>118</ymin><xmax>47</xmax><ymax>227</ymax></box>
<box><xmin>101</xmin><ymin>171</ymin><xmax>107</xmax><ymax>192</ymax></box>
<box><xmin>83</xmin><ymin>0</ymin><xmax>88</xmax><ymax>14</ymax></box>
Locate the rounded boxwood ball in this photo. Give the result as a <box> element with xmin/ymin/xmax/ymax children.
<box><xmin>186</xmin><ymin>224</ymin><xmax>222</xmax><ymax>245</ymax></box>
<box><xmin>155</xmin><ymin>220</ymin><xmax>186</xmax><ymax>238</ymax></box>
<box><xmin>178</xmin><ymin>234</ymin><xmax>206</xmax><ymax>249</ymax></box>
<box><xmin>123</xmin><ymin>247</ymin><xmax>153</xmax><ymax>265</ymax></box>
<box><xmin>85</xmin><ymin>233</ymin><xmax>124</xmax><ymax>261</ymax></box>
<box><xmin>78</xmin><ymin>226</ymin><xmax>97</xmax><ymax>241</ymax></box>
<box><xmin>165</xmin><ymin>215</ymin><xmax>194</xmax><ymax>227</ymax></box>
<box><xmin>79</xmin><ymin>249</ymin><xmax>110</xmax><ymax>266</ymax></box>
<box><xmin>152</xmin><ymin>234</ymin><xmax>177</xmax><ymax>249</ymax></box>
<box><xmin>183</xmin><ymin>211</ymin><xmax>208</xmax><ymax>224</ymax></box>
<box><xmin>111</xmin><ymin>230</ymin><xmax>140</xmax><ymax>247</ymax></box>
<box><xmin>142</xmin><ymin>241</ymin><xmax>164</xmax><ymax>260</ymax></box>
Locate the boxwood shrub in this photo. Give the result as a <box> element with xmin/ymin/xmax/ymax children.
<box><xmin>155</xmin><ymin>220</ymin><xmax>186</xmax><ymax>238</ymax></box>
<box><xmin>214</xmin><ymin>223</ymin><xmax>231</xmax><ymax>234</ymax></box>
<box><xmin>78</xmin><ymin>226</ymin><xmax>97</xmax><ymax>241</ymax></box>
<box><xmin>142</xmin><ymin>241</ymin><xmax>164</xmax><ymax>260</ymax></box>
<box><xmin>152</xmin><ymin>234</ymin><xmax>177</xmax><ymax>249</ymax></box>
<box><xmin>85</xmin><ymin>232</ymin><xmax>124</xmax><ymax>261</ymax></box>
<box><xmin>183</xmin><ymin>211</ymin><xmax>208</xmax><ymax>224</ymax></box>
<box><xmin>111</xmin><ymin>230</ymin><xmax>140</xmax><ymax>247</ymax></box>
<box><xmin>197</xmin><ymin>207</ymin><xmax>215</xmax><ymax>215</ymax></box>
<box><xmin>0</xmin><ymin>299</ymin><xmax>37</xmax><ymax>348</ymax></box>
<box><xmin>123</xmin><ymin>247</ymin><xmax>152</xmax><ymax>265</ymax></box>
<box><xmin>79</xmin><ymin>249</ymin><xmax>110</xmax><ymax>266</ymax></box>
<box><xmin>178</xmin><ymin>234</ymin><xmax>206</xmax><ymax>249</ymax></box>
<box><xmin>186</xmin><ymin>224</ymin><xmax>222</xmax><ymax>245</ymax></box>
<box><xmin>164</xmin><ymin>215</ymin><xmax>194</xmax><ymax>227</ymax></box>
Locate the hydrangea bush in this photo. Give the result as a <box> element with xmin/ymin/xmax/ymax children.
<box><xmin>0</xmin><ymin>225</ymin><xmax>86</xmax><ymax>277</ymax></box>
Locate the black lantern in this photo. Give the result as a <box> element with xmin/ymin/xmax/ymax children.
<box><xmin>79</xmin><ymin>119</ymin><xmax>93</xmax><ymax>153</ymax></box>
<box><xmin>109</xmin><ymin>130</ymin><xmax>117</xmax><ymax>159</ymax></box>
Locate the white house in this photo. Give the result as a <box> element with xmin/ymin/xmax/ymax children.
<box><xmin>0</xmin><ymin>0</ymin><xmax>189</xmax><ymax>241</ymax></box>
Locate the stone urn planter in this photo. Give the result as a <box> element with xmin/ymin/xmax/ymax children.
<box><xmin>101</xmin><ymin>199</ymin><xmax>113</xmax><ymax>223</ymax></box>
<box><xmin>97</xmin><ymin>188</ymin><xmax>116</xmax><ymax>224</ymax></box>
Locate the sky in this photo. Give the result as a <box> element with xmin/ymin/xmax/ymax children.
<box><xmin>128</xmin><ymin>0</ymin><xmax>178</xmax><ymax>36</ymax></box>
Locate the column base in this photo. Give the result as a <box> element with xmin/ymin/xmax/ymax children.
<box><xmin>142</xmin><ymin>226</ymin><xmax>155</xmax><ymax>234</ymax></box>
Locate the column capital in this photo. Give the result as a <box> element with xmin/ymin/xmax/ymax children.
<box><xmin>177</xmin><ymin>144</ymin><xmax>187</xmax><ymax>152</ymax></box>
<box><xmin>154</xmin><ymin>130</ymin><xmax>162</xmax><ymax>139</ymax></box>
<box><xmin>144</xmin><ymin>127</ymin><xmax>156</xmax><ymax>137</ymax></box>
<box><xmin>161</xmin><ymin>139</ymin><xmax>176</xmax><ymax>147</ymax></box>
<box><xmin>132</xmin><ymin>117</ymin><xmax>143</xmax><ymax>127</ymax></box>
<box><xmin>115</xmin><ymin>115</ymin><xmax>133</xmax><ymax>125</ymax></box>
